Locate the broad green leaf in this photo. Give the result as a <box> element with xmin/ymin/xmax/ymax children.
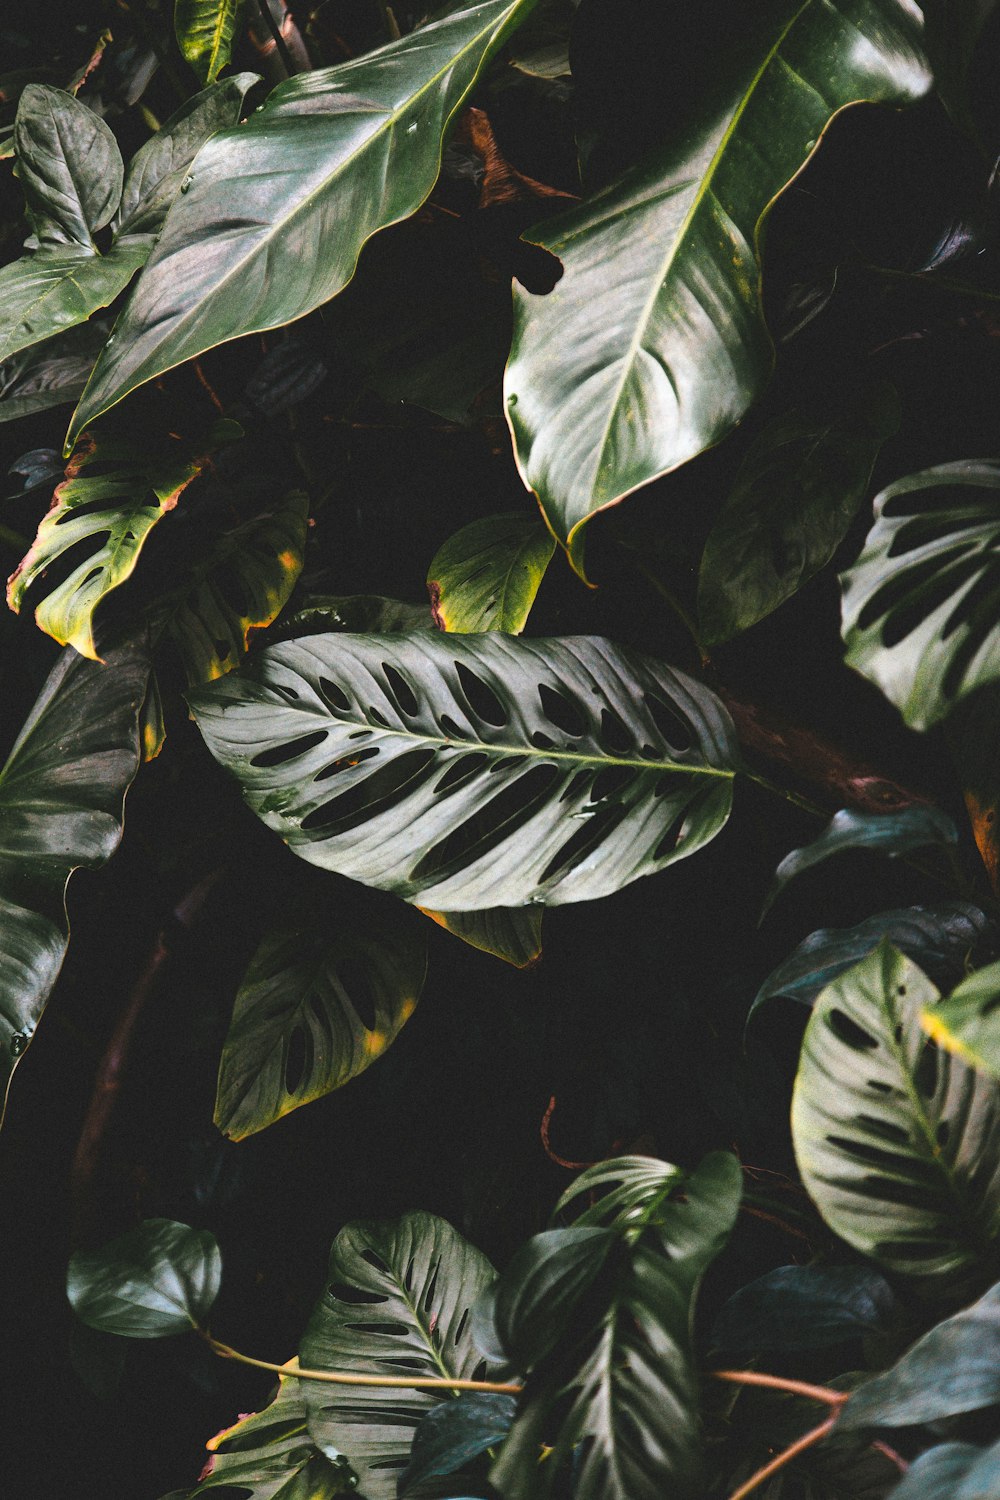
<box><xmin>0</xmin><ymin>319</ymin><xmax>106</xmax><ymax>424</ymax></box>
<box><xmin>919</xmin><ymin>0</ymin><xmax>998</xmax><ymax>133</ymax></box>
<box><xmin>6</xmin><ymin>428</ymin><xmax>229</xmax><ymax>661</ymax></box>
<box><xmin>887</xmin><ymin>1438</ymin><xmax>1000</xmax><ymax>1499</ymax></box>
<box><xmin>67</xmin><ymin>0</ymin><xmax>542</xmax><ymax>445</ymax></box>
<box><xmin>427</xmin><ymin>512</ymin><xmax>555</xmax><ymax>634</ymax></box>
<box><xmin>697</xmin><ymin>383</ymin><xmax>900</xmax><ymax>645</ymax></box>
<box><xmin>175</xmin><ymin>0</ymin><xmax>246</xmax><ymax>86</ymax></box>
<box><xmin>842</xmin><ymin>462</ymin><xmax>1000</xmax><ymax>730</ymax></box>
<box><xmin>15</xmin><ymin>84</ymin><xmax>122</xmax><ymax>249</ymax></box>
<box><xmin>839</xmin><ymin>1279</ymin><xmax>1000</xmax><ymax>1428</ymax></box>
<box><xmin>198</xmin><ymin>1362</ymin><xmax>354</xmax><ymax>1499</ymax></box>
<box><xmin>188</xmin><ymin>632</ymin><xmax>739</xmax><ymax>909</ymax></box>
<box><xmin>503</xmin><ymin>0</ymin><xmax>930</xmax><ymax>575</ymax></box>
<box><xmin>401</xmin><ymin>1392</ymin><xmax>517</xmax><ymax>1496</ymax></box>
<box><xmin>709</xmin><ymin>1266</ymin><xmax>897</xmax><ymax>1358</ymax></box>
<box><xmin>0</xmin><ymin>644</ymin><xmax>146</xmax><ymax>1123</ymax></box>
<box><xmin>491</xmin><ymin>1152</ymin><xmax>742</xmax><ymax>1500</ymax></box>
<box><xmin>67</xmin><ymin>1218</ymin><xmax>221</xmax><ymax>1338</ymax></box>
<box><xmin>0</xmin><ymin>243</ymin><xmax>146</xmax><ymax>367</ymax></box>
<box><xmin>762</xmin><ymin>804</ymin><xmax>957</xmax><ymax>916</ymax></box>
<box><xmin>419</xmin><ymin>906</ymin><xmax>543</xmax><ymax>967</ymax></box>
<box><xmin>791</xmin><ymin>943</ymin><xmax>1000</xmax><ymax>1283</ymax></box>
<box><xmin>214</xmin><ymin>900</ymin><xmax>427</xmax><ymax>1140</ymax></box>
<box><xmin>300</xmin><ymin>1211</ymin><xmax>499</xmax><ymax>1500</ymax></box>
<box><xmin>922</xmin><ymin>960</ymin><xmax>1000</xmax><ymax>1077</ymax></box>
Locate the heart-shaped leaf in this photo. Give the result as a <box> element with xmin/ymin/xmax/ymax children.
<box><xmin>427</xmin><ymin>513</ymin><xmax>555</xmax><ymax>634</ymax></box>
<box><xmin>791</xmin><ymin>942</ymin><xmax>1000</xmax><ymax>1283</ymax></box>
<box><xmin>15</xmin><ymin>83</ymin><xmax>122</xmax><ymax>249</ymax></box>
<box><xmin>214</xmin><ymin>898</ymin><xmax>427</xmax><ymax>1140</ymax></box>
<box><xmin>67</xmin><ymin>0</ymin><xmax>541</xmax><ymax>444</ymax></box>
<box><xmin>188</xmin><ymin>632</ymin><xmax>740</xmax><ymax>909</ymax></box>
<box><xmin>175</xmin><ymin>0</ymin><xmax>246</xmax><ymax>86</ymax></box>
<box><xmin>503</xmin><ymin>0</ymin><xmax>929</xmax><ymax>574</ymax></box>
<box><xmin>67</xmin><ymin>1218</ymin><xmax>221</xmax><ymax>1338</ymax></box>
<box><xmin>300</xmin><ymin>1211</ymin><xmax>500</xmax><ymax>1500</ymax></box>
<box><xmin>841</xmin><ymin>461</ymin><xmax>1000</xmax><ymax>730</ymax></box>
<box><xmin>922</xmin><ymin>959</ymin><xmax>1000</xmax><ymax>1078</ymax></box>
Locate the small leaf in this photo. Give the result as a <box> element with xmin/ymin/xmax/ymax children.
<box><xmin>67</xmin><ymin>1218</ymin><xmax>221</xmax><ymax>1338</ymax></box>
<box><xmin>710</xmin><ymin>1265</ymin><xmax>898</xmax><ymax>1358</ymax></box>
<box><xmin>401</xmin><ymin>1392</ymin><xmax>517</xmax><ymax>1496</ymax></box>
<box><xmin>420</xmin><ymin>906</ymin><xmax>543</xmax><ymax>968</ymax></box>
<box><xmin>14</xmin><ymin>84</ymin><xmax>122</xmax><ymax>249</ymax></box>
<box><xmin>428</xmin><ymin>512</ymin><xmax>555</xmax><ymax>634</ymax></box>
<box><xmin>175</xmin><ymin>0</ymin><xmax>247</xmax><ymax>86</ymax></box>
<box><xmin>922</xmin><ymin>959</ymin><xmax>1000</xmax><ymax>1077</ymax></box>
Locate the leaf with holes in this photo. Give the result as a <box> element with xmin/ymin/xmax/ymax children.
<box><xmin>791</xmin><ymin>942</ymin><xmax>1000</xmax><ymax>1284</ymax></box>
<box><xmin>174</xmin><ymin>0</ymin><xmax>247</xmax><ymax>86</ymax></box>
<box><xmin>67</xmin><ymin>1218</ymin><xmax>221</xmax><ymax>1338</ymax></box>
<box><xmin>427</xmin><ymin>513</ymin><xmax>555</xmax><ymax>634</ymax></box>
<box><xmin>215</xmin><ymin>899</ymin><xmax>427</xmax><ymax>1140</ymax></box>
<box><xmin>841</xmin><ymin>462</ymin><xmax>1000</xmax><ymax>730</ymax></box>
<box><xmin>300</xmin><ymin>1211</ymin><xmax>501</xmax><ymax>1500</ymax></box>
<box><xmin>0</xmin><ymin>643</ymin><xmax>146</xmax><ymax>1125</ymax></box>
<box><xmin>7</xmin><ymin>426</ymin><xmax>237</xmax><ymax>660</ymax></box>
<box><xmin>188</xmin><ymin>632</ymin><xmax>740</xmax><ymax>909</ymax></box>
<box><xmin>503</xmin><ymin>0</ymin><xmax>929</xmax><ymax>574</ymax></box>
<box><xmin>66</xmin><ymin>0</ymin><xmax>542</xmax><ymax>445</ymax></box>
<box><xmin>922</xmin><ymin>960</ymin><xmax>1000</xmax><ymax>1079</ymax></box>
<box><xmin>419</xmin><ymin>906</ymin><xmax>543</xmax><ymax>968</ymax></box>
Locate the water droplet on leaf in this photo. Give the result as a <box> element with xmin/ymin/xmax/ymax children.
<box><xmin>10</xmin><ymin>1033</ymin><xmax>26</xmax><ymax>1056</ymax></box>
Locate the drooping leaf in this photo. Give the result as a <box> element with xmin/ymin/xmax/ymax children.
<box><xmin>401</xmin><ymin>1392</ymin><xmax>517</xmax><ymax>1496</ymax></box>
<box><xmin>503</xmin><ymin>0</ymin><xmax>930</xmax><ymax>574</ymax></box>
<box><xmin>749</xmin><ymin>901</ymin><xmax>992</xmax><ymax>1019</ymax></box>
<box><xmin>886</xmin><ymin>1438</ymin><xmax>1000</xmax><ymax>1500</ymax></box>
<box><xmin>841</xmin><ymin>462</ymin><xmax>1000</xmax><ymax>731</ymax></box>
<box><xmin>67</xmin><ymin>1218</ymin><xmax>222</xmax><ymax>1338</ymax></box>
<box><xmin>762</xmin><ymin>805</ymin><xmax>958</xmax><ymax>916</ymax></box>
<box><xmin>7</xmin><ymin>425</ymin><xmax>238</xmax><ymax>661</ymax></box>
<box><xmin>14</xmin><ymin>83</ymin><xmax>122</xmax><ymax>249</ymax></box>
<box><xmin>214</xmin><ymin>899</ymin><xmax>427</xmax><ymax>1140</ymax></box>
<box><xmin>419</xmin><ymin>906</ymin><xmax>543</xmax><ymax>967</ymax></box>
<box><xmin>921</xmin><ymin>959</ymin><xmax>1000</xmax><ymax>1077</ymax></box>
<box><xmin>67</xmin><ymin>0</ymin><xmax>542</xmax><ymax>445</ymax></box>
<box><xmin>300</xmin><ymin>1211</ymin><xmax>500</xmax><ymax>1500</ymax></box>
<box><xmin>427</xmin><ymin>512</ymin><xmax>555</xmax><ymax>634</ymax></box>
<box><xmin>175</xmin><ymin>0</ymin><xmax>246</xmax><ymax>86</ymax></box>
<box><xmin>0</xmin><ymin>643</ymin><xmax>146</xmax><ymax>1123</ymax></box>
<box><xmin>791</xmin><ymin>942</ymin><xmax>1000</xmax><ymax>1283</ymax></box>
<box><xmin>490</xmin><ymin>1152</ymin><xmax>742</xmax><ymax>1500</ymax></box>
<box><xmin>839</xmin><ymin>1278</ymin><xmax>1000</xmax><ymax>1428</ymax></box>
<box><xmin>188</xmin><ymin>632</ymin><xmax>740</xmax><ymax>909</ymax></box>
<box><xmin>709</xmin><ymin>1265</ymin><xmax>898</xmax><ymax>1358</ymax></box>
<box><xmin>697</xmin><ymin>383</ymin><xmax>900</xmax><ymax>645</ymax></box>
<box><xmin>0</xmin><ymin>319</ymin><xmax>107</xmax><ymax>424</ymax></box>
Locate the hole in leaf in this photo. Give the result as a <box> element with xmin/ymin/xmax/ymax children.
<box><xmin>645</xmin><ymin>692</ymin><xmax>692</xmax><ymax>750</ymax></box>
<box><xmin>434</xmin><ymin>753</ymin><xmax>489</xmax><ymax>796</ymax></box>
<box><xmin>314</xmin><ymin>746</ymin><xmax>380</xmax><ymax>781</ymax></box>
<box><xmin>590</xmin><ymin>766</ymin><xmax>634</xmax><ymax>803</ymax></box>
<box><xmin>274</xmin><ymin>683</ymin><xmax>300</xmax><ymax>702</ymax></box>
<box><xmin>598</xmin><ymin>708</ymin><xmax>631</xmax><ymax>755</ymax></box>
<box><xmin>251</xmin><ymin>730</ymin><xmax>327</xmax><ymax>767</ymax></box>
<box><xmin>539</xmin><ymin>804</ymin><xmax>629</xmax><ymax>884</ymax></box>
<box><xmin>411</xmin><ymin>764</ymin><xmax>560</xmax><ymax>883</ymax></box>
<box><xmin>653</xmin><ymin>814</ymin><xmax>686</xmax><ymax>861</ymax></box>
<box><xmin>336</xmin><ymin>950</ymin><xmax>378</xmax><ymax>1032</ymax></box>
<box><xmin>828</xmin><ymin>1009</ymin><xmax>879</xmax><ymax>1050</ymax></box>
<box><xmin>382</xmin><ymin>663</ymin><xmax>418</xmax><ymax>716</ymax></box>
<box><xmin>284</xmin><ymin>1025</ymin><xmax>309</xmax><ymax>1094</ymax></box>
<box><xmin>539</xmin><ymin>682</ymin><xmax>586</xmax><ymax>738</ymax></box>
<box><xmin>456</xmin><ymin>661</ymin><xmax>507</xmax><ymax>726</ymax></box>
<box><xmin>914</xmin><ymin>1043</ymin><xmax>939</xmax><ymax>1098</ymax></box>
<box><xmin>345</xmin><ymin>1321</ymin><xmax>409</xmax><ymax>1337</ymax></box>
<box><xmin>319</xmin><ymin>676</ymin><xmax>350</xmax><ymax>712</ymax></box>
<box><xmin>439</xmin><ymin>713</ymin><xmax>465</xmax><ymax>739</ymax></box>
<box><xmin>531</xmin><ymin>730</ymin><xmax>556</xmax><ymax>750</ymax></box>
<box><xmin>329</xmin><ymin>1283</ymin><xmax>387</xmax><ymax>1305</ymax></box>
<box><xmin>301</xmin><ymin>749</ymin><xmax>436</xmax><ymax>833</ymax></box>
<box><xmin>362</xmin><ymin>1248</ymin><xmax>390</xmax><ymax>1272</ymax></box>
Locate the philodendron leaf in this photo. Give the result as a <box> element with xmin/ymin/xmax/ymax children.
<box><xmin>401</xmin><ymin>1392</ymin><xmax>517</xmax><ymax>1496</ymax></box>
<box><xmin>66</xmin><ymin>0</ymin><xmax>542</xmax><ymax>445</ymax></box>
<box><xmin>0</xmin><ymin>320</ymin><xmax>107</xmax><ymax>424</ymax></box>
<box><xmin>0</xmin><ymin>644</ymin><xmax>146</xmax><ymax>1123</ymax></box>
<box><xmin>503</xmin><ymin>0</ymin><xmax>930</xmax><ymax>575</ymax></box>
<box><xmin>67</xmin><ymin>1219</ymin><xmax>221</xmax><ymax>1338</ymax></box>
<box><xmin>763</xmin><ymin>804</ymin><xmax>958</xmax><ymax>915</ymax></box>
<box><xmin>709</xmin><ymin>1265</ymin><xmax>898</xmax><ymax>1358</ymax></box>
<box><xmin>922</xmin><ymin>959</ymin><xmax>1000</xmax><ymax>1077</ymax></box>
<box><xmin>214</xmin><ymin>900</ymin><xmax>427</xmax><ymax>1140</ymax></box>
<box><xmin>7</xmin><ymin>425</ymin><xmax>238</xmax><ymax>660</ymax></box>
<box><xmin>841</xmin><ymin>461</ymin><xmax>1000</xmax><ymax>730</ymax></box>
<box><xmin>175</xmin><ymin>0</ymin><xmax>246</xmax><ymax>86</ymax></box>
<box><xmin>300</xmin><ymin>1211</ymin><xmax>500</xmax><ymax>1500</ymax></box>
<box><xmin>15</xmin><ymin>83</ymin><xmax>121</xmax><ymax>249</ymax></box>
<box><xmin>188</xmin><ymin>633</ymin><xmax>739</xmax><ymax>909</ymax></box>
<box><xmin>491</xmin><ymin>1152</ymin><xmax>742</xmax><ymax>1500</ymax></box>
<box><xmin>427</xmin><ymin>512</ymin><xmax>556</xmax><ymax>634</ymax></box>
<box><xmin>887</xmin><ymin>1438</ymin><xmax>1000</xmax><ymax>1499</ymax></box>
<box><xmin>420</xmin><ymin>906</ymin><xmax>543</xmax><ymax>967</ymax></box>
<box><xmin>697</xmin><ymin>382</ymin><xmax>900</xmax><ymax>645</ymax></box>
<box><xmin>791</xmin><ymin>942</ymin><xmax>1000</xmax><ymax>1284</ymax></box>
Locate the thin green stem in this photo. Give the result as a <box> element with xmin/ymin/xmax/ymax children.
<box><xmin>204</xmin><ymin>1334</ymin><xmax>523</xmax><ymax>1394</ymax></box>
<box><xmin>257</xmin><ymin>0</ymin><xmax>298</xmax><ymax>77</ymax></box>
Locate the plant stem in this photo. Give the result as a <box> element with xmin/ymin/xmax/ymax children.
<box><xmin>204</xmin><ymin>1335</ymin><xmax>524</xmax><ymax>1395</ymax></box>
<box><xmin>726</xmin><ymin>1415</ymin><xmax>837</xmax><ymax>1500</ymax></box>
<box><xmin>256</xmin><ymin>0</ymin><xmax>298</xmax><ymax>77</ymax></box>
<box><xmin>713</xmin><ymin>1370</ymin><xmax>848</xmax><ymax>1407</ymax></box>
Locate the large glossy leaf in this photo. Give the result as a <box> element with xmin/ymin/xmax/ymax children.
<box><xmin>15</xmin><ymin>83</ymin><xmax>121</xmax><ymax>249</ymax></box>
<box><xmin>175</xmin><ymin>0</ymin><xmax>246</xmax><ymax>86</ymax></box>
<box><xmin>922</xmin><ymin>959</ymin><xmax>1000</xmax><ymax>1077</ymax></box>
<box><xmin>66</xmin><ymin>0</ymin><xmax>542</xmax><ymax>445</ymax></box>
<box><xmin>427</xmin><ymin>513</ymin><xmax>555</xmax><ymax>634</ymax></box>
<box><xmin>503</xmin><ymin>0</ymin><xmax>930</xmax><ymax>574</ymax></box>
<box><xmin>841</xmin><ymin>462</ymin><xmax>1000</xmax><ymax>730</ymax></box>
<box><xmin>300</xmin><ymin>1211</ymin><xmax>499</xmax><ymax>1500</ymax></box>
<box><xmin>0</xmin><ymin>644</ymin><xmax>146</xmax><ymax>1123</ymax></box>
<box><xmin>697</xmin><ymin>383</ymin><xmax>900</xmax><ymax>645</ymax></box>
<box><xmin>791</xmin><ymin>942</ymin><xmax>1000</xmax><ymax>1283</ymax></box>
<box><xmin>188</xmin><ymin>632</ymin><xmax>739</xmax><ymax>909</ymax></box>
<box><xmin>67</xmin><ymin>1218</ymin><xmax>221</xmax><ymax>1338</ymax></box>
<box><xmin>214</xmin><ymin>900</ymin><xmax>427</xmax><ymax>1140</ymax></box>
<box><xmin>710</xmin><ymin>1265</ymin><xmax>898</xmax><ymax>1358</ymax></box>
<box><xmin>888</xmin><ymin>1438</ymin><xmax>1000</xmax><ymax>1499</ymax></box>
<box><xmin>490</xmin><ymin>1152</ymin><xmax>742</xmax><ymax>1500</ymax></box>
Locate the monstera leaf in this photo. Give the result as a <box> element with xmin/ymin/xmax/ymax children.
<box><xmin>841</xmin><ymin>462</ymin><xmax>1000</xmax><ymax>730</ymax></box>
<box><xmin>503</xmin><ymin>0</ymin><xmax>930</xmax><ymax>573</ymax></box>
<box><xmin>175</xmin><ymin>0</ymin><xmax>246</xmax><ymax>85</ymax></box>
<box><xmin>67</xmin><ymin>1219</ymin><xmax>221</xmax><ymax>1338</ymax></box>
<box><xmin>427</xmin><ymin>513</ymin><xmax>555</xmax><ymax>634</ymax></box>
<box><xmin>215</xmin><ymin>899</ymin><xmax>427</xmax><ymax>1140</ymax></box>
<box><xmin>300</xmin><ymin>1211</ymin><xmax>500</xmax><ymax>1500</ymax></box>
<box><xmin>0</xmin><ymin>644</ymin><xmax>146</xmax><ymax>1123</ymax></box>
<box><xmin>921</xmin><ymin>959</ymin><xmax>1000</xmax><ymax>1078</ymax></box>
<box><xmin>66</xmin><ymin>0</ymin><xmax>541</xmax><ymax>444</ymax></box>
<box><xmin>791</xmin><ymin>943</ymin><xmax>1000</xmax><ymax>1284</ymax></box>
<box><xmin>188</xmin><ymin>632</ymin><xmax>740</xmax><ymax>909</ymax></box>
<box><xmin>419</xmin><ymin>906</ymin><xmax>543</xmax><ymax>967</ymax></box>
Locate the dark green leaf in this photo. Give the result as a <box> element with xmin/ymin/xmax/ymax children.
<box><xmin>67</xmin><ymin>1218</ymin><xmax>221</xmax><ymax>1338</ymax></box>
<box><xmin>401</xmin><ymin>1392</ymin><xmax>516</xmax><ymax>1495</ymax></box>
<box><xmin>791</xmin><ymin>942</ymin><xmax>1000</xmax><ymax>1283</ymax></box>
<box><xmin>175</xmin><ymin>0</ymin><xmax>247</xmax><ymax>86</ymax></box>
<box><xmin>0</xmin><ymin>644</ymin><xmax>146</xmax><ymax>1124</ymax></box>
<box><xmin>919</xmin><ymin>0</ymin><xmax>998</xmax><ymax>133</ymax></box>
<box><xmin>503</xmin><ymin>1</ymin><xmax>929</xmax><ymax>575</ymax></box>
<box><xmin>697</xmin><ymin>383</ymin><xmax>900</xmax><ymax>645</ymax></box>
<box><xmin>419</xmin><ymin>906</ymin><xmax>543</xmax><ymax>968</ymax></box>
<box><xmin>279</xmin><ymin>596</ymin><xmax>435</xmax><ymax>638</ymax></box>
<box><xmin>67</xmin><ymin>0</ymin><xmax>542</xmax><ymax>444</ymax></box>
<box><xmin>709</xmin><ymin>1266</ymin><xmax>898</xmax><ymax>1357</ymax></box>
<box><xmin>427</xmin><ymin>513</ymin><xmax>555</xmax><ymax>634</ymax></box>
<box><xmin>188</xmin><ymin>632</ymin><xmax>739</xmax><ymax>909</ymax></box>
<box><xmin>841</xmin><ymin>461</ymin><xmax>1000</xmax><ymax>730</ymax></box>
<box><xmin>0</xmin><ymin>320</ymin><xmax>106</xmax><ymax>424</ymax></box>
<box><xmin>889</xmin><ymin>1438</ymin><xmax>1000</xmax><ymax>1499</ymax></box>
<box><xmin>14</xmin><ymin>84</ymin><xmax>122</xmax><ymax>249</ymax></box>
<box><xmin>493</xmin><ymin>1226</ymin><xmax>618</xmax><ymax>1370</ymax></box>
<box><xmin>0</xmin><ymin>243</ymin><xmax>146</xmax><ymax>370</ymax></box>
<box><xmin>922</xmin><ymin>959</ymin><xmax>1000</xmax><ymax>1078</ymax></box>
